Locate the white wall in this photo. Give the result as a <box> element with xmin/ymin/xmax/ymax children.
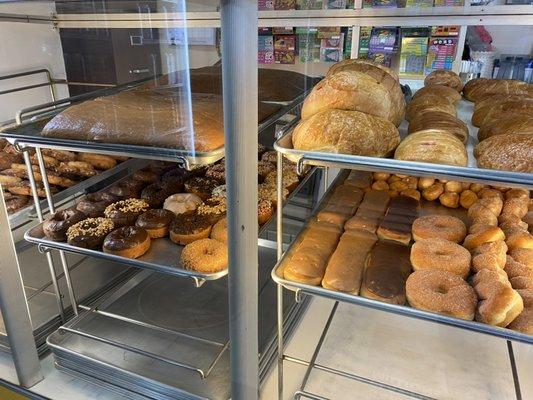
<box><xmin>0</xmin><ymin>2</ymin><xmax>68</xmax><ymax>124</ymax></box>
<box><xmin>485</xmin><ymin>26</ymin><xmax>533</xmax><ymax>58</ymax></box>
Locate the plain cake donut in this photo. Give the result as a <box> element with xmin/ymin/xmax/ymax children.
<box><xmin>406</xmin><ymin>269</ymin><xmax>477</xmax><ymax>320</ymax></box>
<box><xmin>411</xmin><ymin>238</ymin><xmax>471</xmax><ymax>279</ymax></box>
<box><xmin>180</xmin><ymin>238</ymin><xmax>228</xmax><ymax>273</ymax></box>
<box><xmin>412</xmin><ymin>215</ymin><xmax>466</xmax><ymax>243</ymax></box>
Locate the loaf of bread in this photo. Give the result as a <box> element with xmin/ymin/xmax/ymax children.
<box><xmin>301</xmin><ymin>70</ymin><xmax>403</xmax><ymax>125</ymax></box>
<box><xmin>322</xmin><ymin>229</ymin><xmax>378</xmax><ymax>294</ymax></box>
<box><xmin>463</xmin><ymin>78</ymin><xmax>533</xmax><ymax>103</ymax></box>
<box><xmin>283</xmin><ymin>221</ymin><xmax>341</xmax><ymax>285</ymax></box>
<box><xmin>377</xmin><ymin>195</ymin><xmax>419</xmax><ymax>245</ymax></box>
<box><xmin>292</xmin><ymin>109</ymin><xmax>400</xmax><ymax>157</ymax></box>
<box><xmin>361</xmin><ymin>241</ymin><xmax>412</xmax><ymax>305</ymax></box>
<box><xmin>424</xmin><ymin>70</ymin><xmax>463</xmax><ymax>92</ymax></box>
<box><xmin>478</xmin><ymin>114</ymin><xmax>533</xmax><ymax>142</ymax></box>
<box><xmin>345</xmin><ymin>189</ymin><xmax>390</xmax><ymax>233</ymax></box>
<box><xmin>408</xmin><ymin>110</ymin><xmax>468</xmax><ymax>144</ymax></box>
<box><xmin>412</xmin><ymin>85</ymin><xmax>462</xmax><ymax>105</ymax></box>
<box><xmin>473</xmin><ymin>98</ymin><xmax>533</xmax><ymax>127</ymax></box>
<box><xmin>474</xmin><ymin>133</ymin><xmax>533</xmax><ymax>173</ymax></box>
<box><xmin>395</xmin><ymin>130</ymin><xmax>468</xmax><ymax>167</ymax></box>
<box><xmin>473</xmin><ymin>94</ymin><xmax>533</xmax><ymax>126</ymax></box>
<box><xmin>405</xmin><ymin>93</ymin><xmax>456</xmax><ymax>122</ymax></box>
<box><xmin>326</xmin><ymin>59</ymin><xmax>406</xmax><ymax>124</ymax></box>
<box><xmin>317</xmin><ymin>185</ymin><xmax>363</xmax><ymax>228</ymax></box>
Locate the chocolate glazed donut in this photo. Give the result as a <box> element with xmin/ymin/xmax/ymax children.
<box><xmin>43</xmin><ymin>209</ymin><xmax>85</xmax><ymax>241</ymax></box>
<box><xmin>135</xmin><ymin>209</ymin><xmax>175</xmax><ymax>238</ymax></box>
<box><xmin>108</xmin><ymin>179</ymin><xmax>145</xmax><ymax>199</ymax></box>
<box><xmin>76</xmin><ymin>192</ymin><xmax>118</xmax><ymax>217</ymax></box>
<box><xmin>103</xmin><ymin>226</ymin><xmax>151</xmax><ymax>259</ymax></box>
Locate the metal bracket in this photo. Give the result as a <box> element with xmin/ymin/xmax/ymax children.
<box><xmin>12</xmin><ymin>140</ymin><xmax>29</xmax><ymax>153</ymax></box>
<box><xmin>193</xmin><ymin>277</ymin><xmax>206</xmax><ymax>288</ymax></box>
<box><xmin>295</xmin><ymin>289</ymin><xmax>305</xmax><ymax>303</ymax></box>
<box><xmin>37</xmin><ymin>243</ymin><xmax>50</xmax><ymax>254</ymax></box>
<box><xmin>296</xmin><ymin>157</ymin><xmax>307</xmax><ymax>176</ymax></box>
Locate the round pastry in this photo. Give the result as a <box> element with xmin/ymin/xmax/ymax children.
<box><xmin>43</xmin><ymin>209</ymin><xmax>86</xmax><ymax>241</ymax></box>
<box><xmin>66</xmin><ymin>218</ymin><xmax>115</xmax><ymax>249</ymax></box>
<box><xmin>0</xmin><ymin>153</ymin><xmax>23</xmax><ymax>170</ymax></box>
<box><xmin>205</xmin><ymin>163</ymin><xmax>226</xmax><ymax>183</ymax></box>
<box><xmin>169</xmin><ymin>213</ymin><xmax>212</xmax><ymax>245</ymax></box>
<box><xmin>373</xmin><ymin>172</ymin><xmax>391</xmax><ymax>181</ymax></box>
<box><xmin>5</xmin><ymin>195</ymin><xmax>29</xmax><ymax>214</ymax></box>
<box><xmin>505</xmin><ymin>188</ymin><xmax>530</xmax><ymax>200</ymax></box>
<box><xmin>197</xmin><ymin>197</ymin><xmax>227</xmax><ymax>223</ymax></box>
<box><xmin>184</xmin><ymin>177</ymin><xmax>219</xmax><ymax>201</ymax></box>
<box><xmin>264</xmin><ymin>169</ymin><xmax>299</xmax><ymax>191</ymax></box>
<box><xmin>132</xmin><ymin>169</ymin><xmax>159</xmax><ymax>184</ymax></box>
<box><xmin>412</xmin><ymin>215</ymin><xmax>466</xmax><ymax>243</ymax></box>
<box><xmin>141</xmin><ymin>182</ymin><xmax>173</xmax><ymax>208</ymax></box>
<box><xmin>161</xmin><ymin>167</ymin><xmax>192</xmax><ymax>188</ymax></box>
<box><xmin>41</xmin><ymin>148</ymin><xmax>75</xmax><ymax>162</ymax></box>
<box><xmin>258</xmin><ymin>199</ymin><xmax>274</xmax><ymax>225</ymax></box>
<box><xmin>257</xmin><ymin>161</ymin><xmax>276</xmax><ymax>181</ymax></box>
<box><xmin>463</xmin><ymin>226</ymin><xmax>505</xmax><ymax>251</ymax></box>
<box><xmin>459</xmin><ymin>190</ymin><xmax>478</xmax><ymax>209</ymax></box>
<box><xmin>439</xmin><ymin>191</ymin><xmax>460</xmax><ymax>208</ymax></box>
<box><xmin>410</xmin><ymin>238</ymin><xmax>471</xmax><ymax>279</ymax></box>
<box><xmin>471</xmin><ymin>240</ymin><xmax>508</xmax><ymax>272</ymax></box>
<box><xmin>417</xmin><ymin>177</ymin><xmax>435</xmax><ymax>190</ymax></box>
<box><xmin>163</xmin><ymin>193</ymin><xmax>203</xmax><ymax>216</ymax></box>
<box><xmin>258</xmin><ymin>183</ymin><xmax>288</xmax><ymax>207</ymax></box>
<box><xmin>211</xmin><ymin>217</ymin><xmax>228</xmax><ymax>243</ymax></box>
<box><xmin>30</xmin><ymin>153</ymin><xmax>59</xmax><ymax>169</ymax></box>
<box><xmin>104</xmin><ymin>199</ymin><xmax>150</xmax><ymax>227</ymax></box>
<box><xmin>421</xmin><ymin>182</ymin><xmax>444</xmax><ymax>201</ymax></box>
<box><xmin>261</xmin><ymin>150</ymin><xmax>278</xmax><ymax>164</ymax></box>
<box><xmin>76</xmin><ymin>192</ymin><xmax>119</xmax><ymax>217</ymax></box>
<box><xmin>505</xmin><ymin>228</ymin><xmax>533</xmax><ymax>250</ymax></box>
<box><xmin>57</xmin><ymin>161</ymin><xmax>97</xmax><ymax>178</ymax></box>
<box><xmin>7</xmin><ymin>181</ymin><xmax>54</xmax><ymax>198</ymax></box>
<box><xmin>0</xmin><ymin>173</ymin><xmax>21</xmax><ymax>187</ymax></box>
<box><xmin>103</xmin><ymin>226</ymin><xmax>151</xmax><ymax>259</ymax></box>
<box><xmin>406</xmin><ymin>269</ymin><xmax>476</xmax><ymax>320</ymax></box>
<box><xmin>424</xmin><ymin>70</ymin><xmax>463</xmax><ymax>92</ymax></box>
<box><xmin>77</xmin><ymin>153</ymin><xmax>117</xmax><ymax>170</ymax></box>
<box><xmin>394</xmin><ymin>130</ymin><xmax>468</xmax><ymax>167</ymax></box>
<box><xmin>135</xmin><ymin>209</ymin><xmax>175</xmax><ymax>238</ymax></box>
<box><xmin>211</xmin><ymin>184</ymin><xmax>227</xmax><ymax>199</ymax></box>
<box><xmin>108</xmin><ymin>179</ymin><xmax>145</xmax><ymax>199</ymax></box>
<box><xmin>180</xmin><ymin>238</ymin><xmax>228</xmax><ymax>273</ymax></box>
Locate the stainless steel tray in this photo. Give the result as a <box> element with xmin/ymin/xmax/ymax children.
<box><xmin>274</xmin><ymin>100</ymin><xmax>533</xmax><ymax>189</ymax></box>
<box><xmin>271</xmin><ymin>172</ymin><xmax>533</xmax><ymax>346</ymax></box>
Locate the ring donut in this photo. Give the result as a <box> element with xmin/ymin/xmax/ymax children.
<box><xmin>411</xmin><ymin>238</ymin><xmax>471</xmax><ymax>278</ymax></box>
<box><xmin>77</xmin><ymin>153</ymin><xmax>117</xmax><ymax>170</ymax></box>
<box><xmin>180</xmin><ymin>238</ymin><xmax>228</xmax><ymax>273</ymax></box>
<box><xmin>412</xmin><ymin>215</ymin><xmax>466</xmax><ymax>243</ymax></box>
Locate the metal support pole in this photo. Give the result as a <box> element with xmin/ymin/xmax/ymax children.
<box><xmin>220</xmin><ymin>1</ymin><xmax>259</xmax><ymax>399</ymax></box>
<box><xmin>0</xmin><ymin>189</ymin><xmax>43</xmax><ymax>387</ymax></box>
<box><xmin>276</xmin><ymin>150</ymin><xmax>284</xmax><ymax>400</ymax></box>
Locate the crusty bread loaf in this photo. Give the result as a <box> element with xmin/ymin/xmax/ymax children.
<box><xmin>412</xmin><ymin>85</ymin><xmax>462</xmax><ymax>105</ymax></box>
<box><xmin>463</xmin><ymin>78</ymin><xmax>533</xmax><ymax>103</ymax></box>
<box><xmin>424</xmin><ymin>70</ymin><xmax>463</xmax><ymax>93</ymax></box>
<box><xmin>408</xmin><ymin>110</ymin><xmax>468</xmax><ymax>143</ymax></box>
<box><xmin>474</xmin><ymin>133</ymin><xmax>533</xmax><ymax>173</ymax></box>
<box><xmin>473</xmin><ymin>94</ymin><xmax>533</xmax><ymax>125</ymax></box>
<box><xmin>405</xmin><ymin>93</ymin><xmax>456</xmax><ymax>122</ymax></box>
<box><xmin>395</xmin><ymin>130</ymin><xmax>468</xmax><ymax>167</ymax></box>
<box><xmin>322</xmin><ymin>229</ymin><xmax>378</xmax><ymax>294</ymax></box>
<box><xmin>326</xmin><ymin>59</ymin><xmax>406</xmax><ymax>124</ymax></box>
<box><xmin>478</xmin><ymin>114</ymin><xmax>533</xmax><ymax>142</ymax></box>
<box><xmin>472</xmin><ymin>98</ymin><xmax>533</xmax><ymax>127</ymax></box>
<box><xmin>292</xmin><ymin>109</ymin><xmax>400</xmax><ymax>157</ymax></box>
<box><xmin>301</xmin><ymin>70</ymin><xmax>403</xmax><ymax>125</ymax></box>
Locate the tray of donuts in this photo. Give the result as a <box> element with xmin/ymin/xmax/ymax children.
<box><xmin>25</xmin><ymin>147</ymin><xmax>309</xmax><ymax>280</ymax></box>
<box><xmin>0</xmin><ymin>139</ymin><xmax>129</xmax><ymax>216</ymax></box>
<box><xmin>273</xmin><ymin>169</ymin><xmax>533</xmax><ymax>342</ymax></box>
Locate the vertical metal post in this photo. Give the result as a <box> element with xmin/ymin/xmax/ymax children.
<box><xmin>0</xmin><ymin>189</ymin><xmax>43</xmax><ymax>387</ymax></box>
<box><xmin>276</xmin><ymin>151</ymin><xmax>284</xmax><ymax>400</ymax></box>
<box><xmin>220</xmin><ymin>1</ymin><xmax>259</xmax><ymax>399</ymax></box>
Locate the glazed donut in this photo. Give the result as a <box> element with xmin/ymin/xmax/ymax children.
<box><xmin>41</xmin><ymin>148</ymin><xmax>75</xmax><ymax>162</ymax></box>
<box><xmin>0</xmin><ymin>173</ymin><xmax>21</xmax><ymax>187</ymax></box>
<box><xmin>264</xmin><ymin>169</ymin><xmax>300</xmax><ymax>191</ymax></box>
<box><xmin>471</xmin><ymin>269</ymin><xmax>523</xmax><ymax>327</ymax></box>
<box><xmin>410</xmin><ymin>238</ymin><xmax>471</xmax><ymax>279</ymax></box>
<box><xmin>5</xmin><ymin>195</ymin><xmax>29</xmax><ymax>214</ymax></box>
<box><xmin>0</xmin><ymin>153</ymin><xmax>23</xmax><ymax>170</ymax></box>
<box><xmin>205</xmin><ymin>163</ymin><xmax>226</xmax><ymax>183</ymax></box>
<box><xmin>506</xmin><ymin>189</ymin><xmax>530</xmax><ymax>200</ymax></box>
<box><xmin>210</xmin><ymin>217</ymin><xmax>227</xmax><ymax>243</ymax></box>
<box><xmin>7</xmin><ymin>181</ymin><xmax>55</xmax><ymax>198</ymax></box>
<box><xmin>463</xmin><ymin>226</ymin><xmax>505</xmax><ymax>251</ymax></box>
<box><xmin>197</xmin><ymin>197</ymin><xmax>226</xmax><ymax>223</ymax></box>
<box><xmin>471</xmin><ymin>240</ymin><xmax>508</xmax><ymax>272</ymax></box>
<box><xmin>406</xmin><ymin>269</ymin><xmax>477</xmax><ymax>320</ymax></box>
<box><xmin>261</xmin><ymin>150</ymin><xmax>278</xmax><ymax>164</ymax></box>
<box><xmin>163</xmin><ymin>193</ymin><xmax>203</xmax><ymax>216</ymax></box>
<box><xmin>57</xmin><ymin>161</ymin><xmax>97</xmax><ymax>178</ymax></box>
<box><xmin>140</xmin><ymin>182</ymin><xmax>172</xmax><ymax>208</ymax></box>
<box><xmin>169</xmin><ymin>213</ymin><xmax>212</xmax><ymax>245</ymax></box>
<box><xmin>76</xmin><ymin>192</ymin><xmax>118</xmax><ymax>217</ymax></box>
<box><xmin>66</xmin><ymin>217</ymin><xmax>115</xmax><ymax>249</ymax></box>
<box><xmin>43</xmin><ymin>209</ymin><xmax>86</xmax><ymax>241</ymax></box>
<box><xmin>162</xmin><ymin>167</ymin><xmax>192</xmax><ymax>187</ymax></box>
<box><xmin>132</xmin><ymin>169</ymin><xmax>159</xmax><ymax>184</ymax></box>
<box><xmin>180</xmin><ymin>238</ymin><xmax>228</xmax><ymax>273</ymax></box>
<box><xmin>108</xmin><ymin>179</ymin><xmax>145</xmax><ymax>199</ymax></box>
<box><xmin>505</xmin><ymin>228</ymin><xmax>533</xmax><ymax>250</ymax></box>
<box><xmin>258</xmin><ymin>183</ymin><xmax>288</xmax><ymax>207</ymax></box>
<box><xmin>257</xmin><ymin>161</ymin><xmax>276</xmax><ymax>181</ymax></box>
<box><xmin>184</xmin><ymin>177</ymin><xmax>219</xmax><ymax>201</ymax></box>
<box><xmin>77</xmin><ymin>153</ymin><xmax>117</xmax><ymax>170</ymax></box>
<box><xmin>412</xmin><ymin>215</ymin><xmax>466</xmax><ymax>243</ymax></box>
<box><xmin>103</xmin><ymin>226</ymin><xmax>151</xmax><ymax>259</ymax></box>
<box><xmin>502</xmin><ymin>197</ymin><xmax>529</xmax><ymax>219</ymax></box>
<box><xmin>258</xmin><ymin>199</ymin><xmax>274</xmax><ymax>225</ymax></box>
<box><xmin>135</xmin><ymin>209</ymin><xmax>175</xmax><ymax>238</ymax></box>
<box><xmin>104</xmin><ymin>199</ymin><xmax>150</xmax><ymax>227</ymax></box>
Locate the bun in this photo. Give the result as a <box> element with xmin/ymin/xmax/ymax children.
<box><xmin>474</xmin><ymin>133</ymin><xmax>533</xmax><ymax>173</ymax></box>
<box><xmin>424</xmin><ymin>70</ymin><xmax>463</xmax><ymax>92</ymax></box>
<box><xmin>394</xmin><ymin>130</ymin><xmax>468</xmax><ymax>167</ymax></box>
<box><xmin>408</xmin><ymin>111</ymin><xmax>468</xmax><ymax>143</ymax></box>
<box><xmin>406</xmin><ymin>93</ymin><xmax>456</xmax><ymax>122</ymax></box>
<box><xmin>292</xmin><ymin>109</ymin><xmax>400</xmax><ymax>157</ymax></box>
<box><xmin>412</xmin><ymin>85</ymin><xmax>462</xmax><ymax>104</ymax></box>
<box><xmin>463</xmin><ymin>78</ymin><xmax>533</xmax><ymax>103</ymax></box>
<box><xmin>478</xmin><ymin>114</ymin><xmax>533</xmax><ymax>142</ymax></box>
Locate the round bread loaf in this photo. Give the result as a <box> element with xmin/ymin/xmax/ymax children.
<box><xmin>424</xmin><ymin>70</ymin><xmax>463</xmax><ymax>93</ymax></box>
<box><xmin>478</xmin><ymin>114</ymin><xmax>533</xmax><ymax>142</ymax></box>
<box><xmin>406</xmin><ymin>93</ymin><xmax>456</xmax><ymax>122</ymax></box>
<box><xmin>473</xmin><ymin>98</ymin><xmax>533</xmax><ymax>127</ymax></box>
<box><xmin>474</xmin><ymin>133</ymin><xmax>533</xmax><ymax>173</ymax></box>
<box><xmin>412</xmin><ymin>85</ymin><xmax>462</xmax><ymax>105</ymax></box>
<box><xmin>463</xmin><ymin>78</ymin><xmax>533</xmax><ymax>103</ymax></box>
<box><xmin>408</xmin><ymin>111</ymin><xmax>468</xmax><ymax>143</ymax></box>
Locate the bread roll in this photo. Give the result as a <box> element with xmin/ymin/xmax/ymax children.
<box><xmin>301</xmin><ymin>70</ymin><xmax>402</xmax><ymax>125</ymax></box>
<box><xmin>412</xmin><ymin>85</ymin><xmax>462</xmax><ymax>105</ymax></box>
<box><xmin>463</xmin><ymin>78</ymin><xmax>533</xmax><ymax>103</ymax></box>
<box><xmin>424</xmin><ymin>70</ymin><xmax>463</xmax><ymax>92</ymax></box>
<box><xmin>474</xmin><ymin>133</ymin><xmax>533</xmax><ymax>173</ymax></box>
<box><xmin>478</xmin><ymin>114</ymin><xmax>533</xmax><ymax>142</ymax></box>
<box><xmin>394</xmin><ymin>130</ymin><xmax>468</xmax><ymax>167</ymax></box>
<box><xmin>408</xmin><ymin>111</ymin><xmax>468</xmax><ymax>143</ymax></box>
<box><xmin>406</xmin><ymin>93</ymin><xmax>456</xmax><ymax>122</ymax></box>
<box><xmin>292</xmin><ymin>109</ymin><xmax>400</xmax><ymax>157</ymax></box>
<box><xmin>326</xmin><ymin>59</ymin><xmax>406</xmax><ymax>124</ymax></box>
<box><xmin>473</xmin><ymin>98</ymin><xmax>533</xmax><ymax>127</ymax></box>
